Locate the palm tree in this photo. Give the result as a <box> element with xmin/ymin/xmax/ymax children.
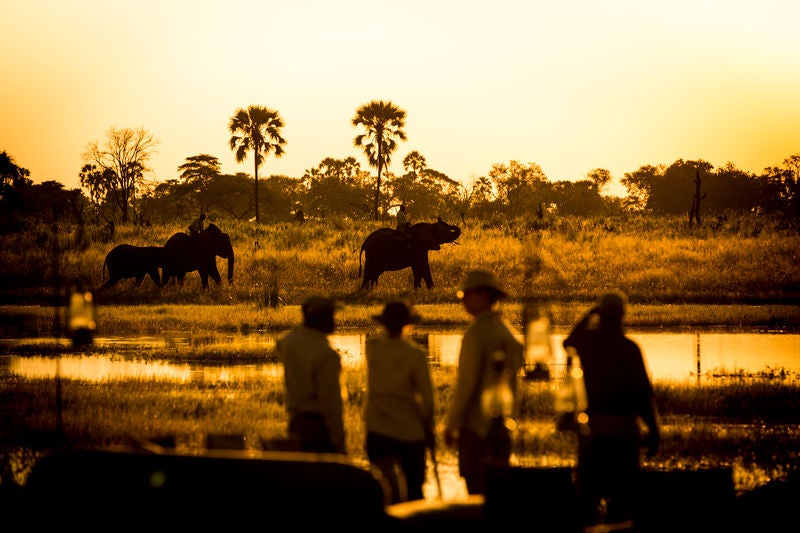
<box><xmin>352</xmin><ymin>100</ymin><xmax>407</xmax><ymax>220</ymax></box>
<box><xmin>228</xmin><ymin>105</ymin><xmax>286</xmax><ymax>223</ymax></box>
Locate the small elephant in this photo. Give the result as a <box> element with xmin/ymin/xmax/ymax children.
<box><xmin>100</xmin><ymin>244</ymin><xmax>163</xmax><ymax>290</ymax></box>
<box><xmin>359</xmin><ymin>217</ymin><xmax>461</xmax><ymax>290</ymax></box>
<box><xmin>162</xmin><ymin>223</ymin><xmax>234</xmax><ymax>289</ymax></box>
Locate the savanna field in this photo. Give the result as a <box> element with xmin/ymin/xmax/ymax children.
<box><xmin>1</xmin><ymin>212</ymin><xmax>800</xmax><ymax>499</ymax></box>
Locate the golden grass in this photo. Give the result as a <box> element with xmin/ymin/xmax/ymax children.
<box><xmin>2</xmin><ymin>366</ymin><xmax>798</xmax><ymax>494</ymax></box>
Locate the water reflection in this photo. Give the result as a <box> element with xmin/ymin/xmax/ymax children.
<box><xmin>2</xmin><ymin>330</ymin><xmax>798</xmax><ymax>384</ymax></box>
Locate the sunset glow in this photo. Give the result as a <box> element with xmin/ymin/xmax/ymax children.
<box><xmin>3</xmin><ymin>0</ymin><xmax>799</xmax><ymax>192</ymax></box>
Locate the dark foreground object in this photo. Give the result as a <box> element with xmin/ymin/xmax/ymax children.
<box><xmin>8</xmin><ymin>448</ymin><xmax>797</xmax><ymax>532</ymax></box>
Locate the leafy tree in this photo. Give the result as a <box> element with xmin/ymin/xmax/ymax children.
<box><xmin>0</xmin><ymin>151</ymin><xmax>31</xmax><ymax>188</ymax></box>
<box><xmin>194</xmin><ymin>173</ymin><xmax>255</xmax><ymax>221</ymax></box>
<box><xmin>1</xmin><ymin>152</ymin><xmax>33</xmax><ymax>231</ymax></box>
<box><xmin>351</xmin><ymin>100</ymin><xmax>407</xmax><ymax>220</ymax></box>
<box><xmin>620</xmin><ymin>164</ymin><xmax>664</xmax><ymax>211</ymax></box>
<box><xmin>178</xmin><ymin>154</ymin><xmax>221</xmax><ymax>186</ymax></box>
<box><xmin>178</xmin><ymin>154</ymin><xmax>222</xmax><ymax>214</ymax></box>
<box><xmin>82</xmin><ymin>127</ymin><xmax>158</xmax><ymax>223</ymax></box>
<box><xmin>260</xmin><ymin>175</ymin><xmax>303</xmax><ymax>222</ymax></box>
<box><xmin>641</xmin><ymin>159</ymin><xmax>714</xmax><ymax>215</ymax></box>
<box><xmin>139</xmin><ymin>178</ymin><xmax>194</xmax><ymax>225</ymax></box>
<box><xmin>388</xmin><ymin>151</ymin><xmax>460</xmax><ymax>221</ymax></box>
<box><xmin>550</xmin><ymin>180</ymin><xmax>606</xmax><ymax>216</ymax></box>
<box><xmin>761</xmin><ymin>154</ymin><xmax>800</xmax><ymax>218</ymax></box>
<box><xmin>488</xmin><ymin>160</ymin><xmax>548</xmax><ymax>218</ymax></box>
<box><xmin>704</xmin><ymin>163</ymin><xmax>760</xmax><ymax>213</ymax></box>
<box><xmin>301</xmin><ymin>157</ymin><xmax>372</xmax><ymax>219</ymax></box>
<box><xmin>586</xmin><ymin>168</ymin><xmax>612</xmax><ymax>195</ymax></box>
<box><xmin>228</xmin><ymin>105</ymin><xmax>286</xmax><ymax>224</ymax></box>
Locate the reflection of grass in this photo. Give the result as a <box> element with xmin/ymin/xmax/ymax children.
<box><xmin>2</xmin><ymin>366</ymin><xmax>798</xmax><ymax>494</ymax></box>
<box><xmin>2</xmin><ymin>301</ymin><xmax>799</xmax><ymax>339</ymax></box>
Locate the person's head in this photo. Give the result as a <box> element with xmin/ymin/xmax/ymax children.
<box><xmin>596</xmin><ymin>290</ymin><xmax>627</xmax><ymax>327</ymax></box>
<box><xmin>372</xmin><ymin>299</ymin><xmax>420</xmax><ymax>336</ymax></box>
<box><xmin>457</xmin><ymin>270</ymin><xmax>507</xmax><ymax>316</ymax></box>
<box><xmin>302</xmin><ymin>295</ymin><xmax>342</xmax><ymax>334</ymax></box>
<box><xmin>200</xmin><ymin>213</ymin><xmax>207</xmax><ymax>221</ymax></box>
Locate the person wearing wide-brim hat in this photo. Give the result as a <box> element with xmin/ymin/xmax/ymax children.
<box><xmin>445</xmin><ymin>269</ymin><xmax>523</xmax><ymax>495</ymax></box>
<box><xmin>364</xmin><ymin>299</ymin><xmax>434</xmax><ymax>503</ymax></box>
<box><xmin>276</xmin><ymin>294</ymin><xmax>346</xmax><ymax>454</ymax></box>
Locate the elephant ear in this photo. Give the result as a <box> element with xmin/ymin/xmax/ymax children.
<box><xmin>413</xmin><ymin>224</ymin><xmax>441</xmax><ymax>250</ymax></box>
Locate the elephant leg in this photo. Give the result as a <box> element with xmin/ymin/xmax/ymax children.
<box><xmin>209</xmin><ymin>266</ymin><xmax>222</xmax><ymax>285</ymax></box>
<box><xmin>134</xmin><ymin>274</ymin><xmax>145</xmax><ymax>288</ymax></box>
<box><xmin>412</xmin><ymin>268</ymin><xmax>423</xmax><ymax>289</ymax></box>
<box><xmin>361</xmin><ymin>260</ymin><xmax>376</xmax><ymax>289</ymax></box>
<box><xmin>421</xmin><ymin>263</ymin><xmax>434</xmax><ymax>289</ymax></box>
<box><xmin>200</xmin><ymin>272</ymin><xmax>209</xmax><ymax>289</ymax></box>
<box><xmin>150</xmin><ymin>269</ymin><xmax>162</xmax><ymax>287</ymax></box>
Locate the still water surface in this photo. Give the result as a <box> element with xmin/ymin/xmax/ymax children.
<box><xmin>2</xmin><ymin>330</ymin><xmax>799</xmax><ymax>384</ymax></box>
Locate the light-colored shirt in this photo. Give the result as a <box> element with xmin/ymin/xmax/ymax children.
<box><xmin>365</xmin><ymin>335</ymin><xmax>434</xmax><ymax>442</ymax></box>
<box><xmin>277</xmin><ymin>325</ymin><xmax>346</xmax><ymax>453</ymax></box>
<box><xmin>445</xmin><ymin>309</ymin><xmax>524</xmax><ymax>437</ymax></box>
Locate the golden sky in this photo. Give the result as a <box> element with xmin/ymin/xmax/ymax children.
<box><xmin>2</xmin><ymin>0</ymin><xmax>799</xmax><ymax>193</ymax></box>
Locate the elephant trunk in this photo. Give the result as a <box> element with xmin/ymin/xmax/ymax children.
<box><xmin>227</xmin><ymin>252</ymin><xmax>234</xmax><ymax>283</ymax></box>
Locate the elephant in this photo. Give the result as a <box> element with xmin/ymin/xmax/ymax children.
<box><xmin>359</xmin><ymin>217</ymin><xmax>461</xmax><ymax>290</ymax></box>
<box><xmin>100</xmin><ymin>244</ymin><xmax>163</xmax><ymax>290</ymax></box>
<box><xmin>162</xmin><ymin>223</ymin><xmax>234</xmax><ymax>289</ymax></box>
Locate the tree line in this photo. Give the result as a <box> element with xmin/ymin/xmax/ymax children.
<box><xmin>2</xmin><ymin>98</ymin><xmax>799</xmax><ymax>236</ymax></box>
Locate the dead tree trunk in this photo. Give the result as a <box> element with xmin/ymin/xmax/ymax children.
<box><xmin>689</xmin><ymin>170</ymin><xmax>707</xmax><ymax>227</ymax></box>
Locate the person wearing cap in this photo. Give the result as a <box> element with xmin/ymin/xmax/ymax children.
<box><xmin>364</xmin><ymin>299</ymin><xmax>434</xmax><ymax>503</ymax></box>
<box><xmin>562</xmin><ymin>290</ymin><xmax>661</xmax><ymax>528</ymax></box>
<box><xmin>444</xmin><ymin>270</ymin><xmax>523</xmax><ymax>495</ymax></box>
<box><xmin>276</xmin><ymin>294</ymin><xmax>347</xmax><ymax>454</ymax></box>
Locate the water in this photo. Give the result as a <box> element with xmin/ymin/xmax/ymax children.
<box><xmin>1</xmin><ymin>329</ymin><xmax>798</xmax><ymax>384</ymax></box>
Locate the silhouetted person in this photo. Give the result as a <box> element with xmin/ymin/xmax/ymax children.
<box><xmin>563</xmin><ymin>290</ymin><xmax>660</xmax><ymax>528</ymax></box>
<box><xmin>396</xmin><ymin>204</ymin><xmax>408</xmax><ymax>230</ymax></box>
<box><xmin>364</xmin><ymin>299</ymin><xmax>434</xmax><ymax>503</ymax></box>
<box><xmin>444</xmin><ymin>270</ymin><xmax>523</xmax><ymax>495</ymax></box>
<box><xmin>188</xmin><ymin>212</ymin><xmax>206</xmax><ymax>236</ymax></box>
<box><xmin>294</xmin><ymin>208</ymin><xmax>305</xmax><ymax>223</ymax></box>
<box><xmin>277</xmin><ymin>295</ymin><xmax>346</xmax><ymax>454</ymax></box>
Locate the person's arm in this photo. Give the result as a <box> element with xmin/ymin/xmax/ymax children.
<box><xmin>563</xmin><ymin>306</ymin><xmax>599</xmax><ymax>350</ymax></box>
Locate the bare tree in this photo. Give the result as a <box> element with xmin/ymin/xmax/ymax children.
<box><xmin>82</xmin><ymin>127</ymin><xmax>158</xmax><ymax>223</ymax></box>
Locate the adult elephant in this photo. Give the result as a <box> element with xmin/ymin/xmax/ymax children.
<box><xmin>162</xmin><ymin>223</ymin><xmax>234</xmax><ymax>289</ymax></box>
<box><xmin>359</xmin><ymin>217</ymin><xmax>461</xmax><ymax>290</ymax></box>
<box><xmin>100</xmin><ymin>244</ymin><xmax>163</xmax><ymax>290</ymax></box>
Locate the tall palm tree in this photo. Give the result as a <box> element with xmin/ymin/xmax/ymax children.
<box><xmin>352</xmin><ymin>100</ymin><xmax>407</xmax><ymax>220</ymax></box>
<box><xmin>228</xmin><ymin>105</ymin><xmax>286</xmax><ymax>223</ymax></box>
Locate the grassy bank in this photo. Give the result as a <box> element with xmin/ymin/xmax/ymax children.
<box><xmin>2</xmin><ymin>366</ymin><xmax>798</xmax><ymax>496</ymax></box>
<box><xmin>1</xmin><ymin>213</ymin><xmax>799</xmax><ymax>307</ymax></box>
<box><xmin>2</xmin><ymin>302</ymin><xmax>799</xmax><ymax>342</ymax></box>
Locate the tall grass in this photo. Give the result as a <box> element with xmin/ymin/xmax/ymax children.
<box><xmin>1</xmin><ymin>213</ymin><xmax>798</xmax><ymax>307</ymax></box>
<box><xmin>2</xmin><ymin>366</ymin><xmax>797</xmax><ymax>494</ymax></box>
